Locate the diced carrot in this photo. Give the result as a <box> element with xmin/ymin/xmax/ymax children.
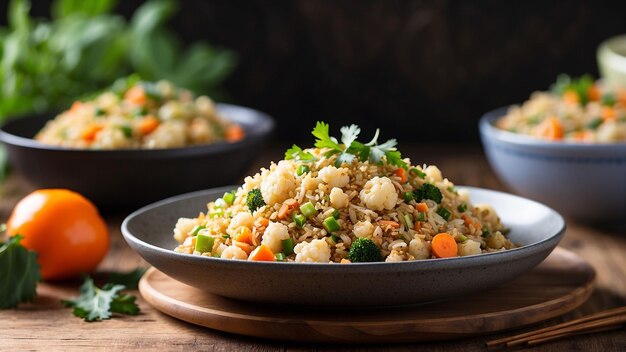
<box><xmin>416</xmin><ymin>202</ymin><xmax>429</xmax><ymax>213</ymax></box>
<box><xmin>573</xmin><ymin>131</ymin><xmax>593</xmax><ymax>142</ymax></box>
<box><xmin>277</xmin><ymin>199</ymin><xmax>300</xmax><ymax>220</ymax></box>
<box><xmin>414</xmin><ymin>221</ymin><xmax>421</xmax><ymax>231</ymax></box>
<box><xmin>234</xmin><ymin>241</ymin><xmax>253</xmax><ymax>255</ymax></box>
<box><xmin>139</xmin><ymin>116</ymin><xmax>160</xmax><ymax>135</ymax></box>
<box><xmin>124</xmin><ymin>85</ymin><xmax>147</xmax><ymax>106</ymax></box>
<box><xmin>601</xmin><ymin>107</ymin><xmax>617</xmax><ymax>121</ymax></box>
<box><xmin>81</xmin><ymin>125</ymin><xmax>103</xmax><ymax>143</ymax></box>
<box><xmin>248</xmin><ymin>244</ymin><xmax>275</xmax><ymax>261</ymax></box>
<box><xmin>431</xmin><ymin>233</ymin><xmax>458</xmax><ymax>258</ymax></box>
<box><xmin>259</xmin><ymin>218</ymin><xmax>269</xmax><ymax>227</ymax></box>
<box><xmin>70</xmin><ymin>101</ymin><xmax>83</xmax><ymax>113</ymax></box>
<box><xmin>587</xmin><ymin>85</ymin><xmax>601</xmax><ymax>101</ymax></box>
<box><xmin>462</xmin><ymin>214</ymin><xmax>473</xmax><ymax>226</ymax></box>
<box><xmin>563</xmin><ymin>90</ymin><xmax>579</xmax><ymax>105</ymax></box>
<box><xmin>340</xmin><ymin>258</ymin><xmax>351</xmax><ymax>264</ymax></box>
<box><xmin>378</xmin><ymin>220</ymin><xmax>400</xmax><ymax>229</ymax></box>
<box><xmin>393</xmin><ymin>168</ymin><xmax>407</xmax><ymax>183</ymax></box>
<box><xmin>235</xmin><ymin>227</ymin><xmax>253</xmax><ymax>245</ymax></box>
<box><xmin>225</xmin><ymin>124</ymin><xmax>245</xmax><ymax>142</ymax></box>
<box><xmin>534</xmin><ymin>116</ymin><xmax>563</xmax><ymax>140</ymax></box>
<box><xmin>618</xmin><ymin>89</ymin><xmax>626</xmax><ymax>106</ymax></box>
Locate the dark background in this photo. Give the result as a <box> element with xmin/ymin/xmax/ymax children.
<box><xmin>3</xmin><ymin>0</ymin><xmax>626</xmax><ymax>143</ymax></box>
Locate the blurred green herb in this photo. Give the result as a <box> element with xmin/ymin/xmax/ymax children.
<box><xmin>0</xmin><ymin>235</ymin><xmax>41</xmax><ymax>309</ymax></box>
<box><xmin>0</xmin><ymin>0</ymin><xmax>237</xmax><ymax>180</ymax></box>
<box><xmin>550</xmin><ymin>74</ymin><xmax>594</xmax><ymax>105</ymax></box>
<box><xmin>62</xmin><ymin>277</ymin><xmax>140</xmax><ymax>322</ymax></box>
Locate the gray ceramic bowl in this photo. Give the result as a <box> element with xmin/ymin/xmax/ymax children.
<box><xmin>122</xmin><ymin>186</ymin><xmax>565</xmax><ymax>307</ymax></box>
<box><xmin>480</xmin><ymin>107</ymin><xmax>626</xmax><ymax>223</ymax></box>
<box><xmin>0</xmin><ymin>104</ymin><xmax>274</xmax><ymax>208</ymax></box>
<box><xmin>598</xmin><ymin>34</ymin><xmax>626</xmax><ymax>87</ymax></box>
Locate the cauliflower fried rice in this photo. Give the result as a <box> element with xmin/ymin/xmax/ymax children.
<box><xmin>174</xmin><ymin>123</ymin><xmax>514</xmax><ymax>263</ymax></box>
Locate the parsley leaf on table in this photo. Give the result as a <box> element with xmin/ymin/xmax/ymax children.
<box><xmin>0</xmin><ymin>235</ymin><xmax>41</xmax><ymax>309</ymax></box>
<box><xmin>62</xmin><ymin>277</ymin><xmax>140</xmax><ymax>322</ymax></box>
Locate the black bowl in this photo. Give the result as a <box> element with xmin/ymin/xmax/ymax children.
<box><xmin>0</xmin><ymin>104</ymin><xmax>274</xmax><ymax>208</ymax></box>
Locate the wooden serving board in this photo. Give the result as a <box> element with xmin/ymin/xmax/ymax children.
<box><xmin>139</xmin><ymin>247</ymin><xmax>595</xmax><ymax>343</ymax></box>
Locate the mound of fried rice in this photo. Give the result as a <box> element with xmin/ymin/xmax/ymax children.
<box><xmin>173</xmin><ymin>148</ymin><xmax>514</xmax><ymax>263</ymax></box>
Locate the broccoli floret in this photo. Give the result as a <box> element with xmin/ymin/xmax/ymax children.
<box><xmin>413</xmin><ymin>183</ymin><xmax>443</xmax><ymax>203</ymax></box>
<box><xmin>348</xmin><ymin>238</ymin><xmax>382</xmax><ymax>262</ymax></box>
<box><xmin>246</xmin><ymin>188</ymin><xmax>265</xmax><ymax>212</ymax></box>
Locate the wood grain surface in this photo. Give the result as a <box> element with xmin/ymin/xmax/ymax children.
<box><xmin>1</xmin><ymin>145</ymin><xmax>625</xmax><ymax>351</ymax></box>
<box><xmin>138</xmin><ymin>247</ymin><xmax>595</xmax><ymax>343</ymax></box>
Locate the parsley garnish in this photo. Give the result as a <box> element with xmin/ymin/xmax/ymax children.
<box><xmin>288</xmin><ymin>121</ymin><xmax>407</xmax><ymax>168</ymax></box>
<box><xmin>0</xmin><ymin>235</ymin><xmax>41</xmax><ymax>309</ymax></box>
<box><xmin>62</xmin><ymin>277</ymin><xmax>140</xmax><ymax>322</ymax></box>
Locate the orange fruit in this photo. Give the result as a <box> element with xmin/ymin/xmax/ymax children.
<box><xmin>6</xmin><ymin>189</ymin><xmax>109</xmax><ymax>280</ymax></box>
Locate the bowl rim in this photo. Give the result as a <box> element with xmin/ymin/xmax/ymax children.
<box><xmin>0</xmin><ymin>103</ymin><xmax>275</xmax><ymax>156</ymax></box>
<box><xmin>121</xmin><ymin>185</ymin><xmax>566</xmax><ymax>271</ymax></box>
<box><xmin>479</xmin><ymin>105</ymin><xmax>626</xmax><ymax>149</ymax></box>
<box><xmin>598</xmin><ymin>34</ymin><xmax>626</xmax><ymax>67</ymax></box>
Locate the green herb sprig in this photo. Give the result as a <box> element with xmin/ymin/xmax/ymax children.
<box><xmin>287</xmin><ymin>122</ymin><xmax>408</xmax><ymax>169</ymax></box>
<box><xmin>0</xmin><ymin>235</ymin><xmax>41</xmax><ymax>309</ymax></box>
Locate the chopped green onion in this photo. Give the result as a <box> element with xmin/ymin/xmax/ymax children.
<box><xmin>191</xmin><ymin>225</ymin><xmax>205</xmax><ymax>236</ymax></box>
<box><xmin>527</xmin><ymin>114</ymin><xmax>542</xmax><ymax>125</ymax></box>
<box><xmin>403</xmin><ymin>214</ymin><xmax>413</xmax><ymax>228</ymax></box>
<box><xmin>409</xmin><ymin>168</ymin><xmax>426</xmax><ymax>179</ymax></box>
<box><xmin>282</xmin><ymin>238</ymin><xmax>295</xmax><ymax>256</ymax></box>
<box><xmin>300</xmin><ymin>202</ymin><xmax>317</xmax><ymax>218</ymax></box>
<box><xmin>456</xmin><ymin>234</ymin><xmax>468</xmax><ymax>243</ymax></box>
<box><xmin>296</xmin><ymin>164</ymin><xmax>310</xmax><ymax>176</ymax></box>
<box><xmin>214</xmin><ymin>198</ymin><xmax>226</xmax><ymax>208</ymax></box>
<box><xmin>195</xmin><ymin>234</ymin><xmax>215</xmax><ymax>253</ymax></box>
<box><xmin>132</xmin><ymin>105</ymin><xmax>148</xmax><ymax>117</ymax></box>
<box><xmin>209</xmin><ymin>208</ymin><xmax>224</xmax><ymax>218</ymax></box>
<box><xmin>222</xmin><ymin>234</ymin><xmax>230</xmax><ymax>239</ymax></box>
<box><xmin>482</xmin><ymin>229</ymin><xmax>491</xmax><ymax>238</ymax></box>
<box><xmin>436</xmin><ymin>207</ymin><xmax>451</xmax><ymax>221</ymax></box>
<box><xmin>447</xmin><ymin>186</ymin><xmax>457</xmax><ymax>194</ymax></box>
<box><xmin>323</xmin><ymin>216</ymin><xmax>341</xmax><ymax>232</ymax></box>
<box><xmin>275</xmin><ymin>253</ymin><xmax>286</xmax><ymax>261</ymax></box>
<box><xmin>457</xmin><ymin>202</ymin><xmax>467</xmax><ymax>212</ymax></box>
<box><xmin>403</xmin><ymin>191</ymin><xmax>414</xmax><ymax>202</ymax></box>
<box><xmin>416</xmin><ymin>212</ymin><xmax>426</xmax><ymax>222</ymax></box>
<box><xmin>223</xmin><ymin>192</ymin><xmax>235</xmax><ymax>205</ymax></box>
<box><xmin>602</xmin><ymin>93</ymin><xmax>616</xmax><ymax>106</ymax></box>
<box><xmin>332</xmin><ymin>209</ymin><xmax>341</xmax><ymax>219</ymax></box>
<box><xmin>94</xmin><ymin>107</ymin><xmax>106</xmax><ymax>116</ymax></box>
<box><xmin>330</xmin><ymin>234</ymin><xmax>341</xmax><ymax>243</ymax></box>
<box><xmin>212</xmin><ymin>253</ymin><xmax>221</xmax><ymax>258</ymax></box>
<box><xmin>120</xmin><ymin>125</ymin><xmax>133</xmax><ymax>138</ymax></box>
<box><xmin>293</xmin><ymin>213</ymin><xmax>306</xmax><ymax>228</ymax></box>
<box><xmin>586</xmin><ymin>117</ymin><xmax>603</xmax><ymax>130</ymax></box>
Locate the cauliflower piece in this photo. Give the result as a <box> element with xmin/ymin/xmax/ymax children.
<box><xmin>359</xmin><ymin>176</ymin><xmax>398</xmax><ymax>211</ymax></box>
<box><xmin>294</xmin><ymin>239</ymin><xmax>331</xmax><ymax>263</ymax></box>
<box><xmin>301</xmin><ymin>174</ymin><xmax>319</xmax><ymax>191</ymax></box>
<box><xmin>261</xmin><ymin>162</ymin><xmax>296</xmax><ymax>206</ymax></box>
<box><xmin>261</xmin><ymin>222</ymin><xmax>290</xmax><ymax>253</ymax></box>
<box><xmin>385</xmin><ymin>250</ymin><xmax>404</xmax><ymax>262</ymax></box>
<box><xmin>486</xmin><ymin>231</ymin><xmax>507</xmax><ymax>249</ymax></box>
<box><xmin>220</xmin><ymin>245</ymin><xmax>248</xmax><ymax>259</ymax></box>
<box><xmin>226</xmin><ymin>212</ymin><xmax>254</xmax><ymax>236</ymax></box>
<box><xmin>329</xmin><ymin>187</ymin><xmax>350</xmax><ymax>208</ymax></box>
<box><xmin>409</xmin><ymin>237</ymin><xmax>430</xmax><ymax>259</ymax></box>
<box><xmin>353</xmin><ymin>220</ymin><xmax>374</xmax><ymax>238</ymax></box>
<box><xmin>458</xmin><ymin>239</ymin><xmax>482</xmax><ymax>256</ymax></box>
<box><xmin>318</xmin><ymin>166</ymin><xmax>350</xmax><ymax>188</ymax></box>
<box><xmin>475</xmin><ymin>203</ymin><xmax>501</xmax><ymax>230</ymax></box>
<box><xmin>174</xmin><ymin>217</ymin><xmax>199</xmax><ymax>243</ymax></box>
<box><xmin>424</xmin><ymin>165</ymin><xmax>443</xmax><ymax>182</ymax></box>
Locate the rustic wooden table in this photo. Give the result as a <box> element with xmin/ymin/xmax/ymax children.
<box><xmin>1</xmin><ymin>145</ymin><xmax>625</xmax><ymax>351</ymax></box>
